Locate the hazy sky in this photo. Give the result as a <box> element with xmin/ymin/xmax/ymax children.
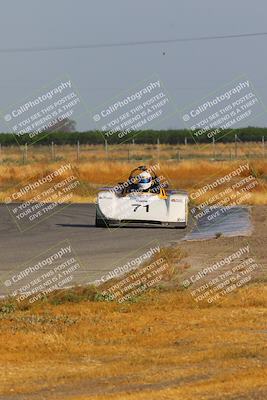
<box><xmin>0</xmin><ymin>0</ymin><xmax>267</xmax><ymax>131</ymax></box>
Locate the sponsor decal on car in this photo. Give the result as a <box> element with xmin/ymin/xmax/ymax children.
<box><xmin>99</xmin><ymin>195</ymin><xmax>113</xmax><ymax>199</ymax></box>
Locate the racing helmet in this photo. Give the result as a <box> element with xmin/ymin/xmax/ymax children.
<box><xmin>137</xmin><ymin>171</ymin><xmax>152</xmax><ymax>191</ymax></box>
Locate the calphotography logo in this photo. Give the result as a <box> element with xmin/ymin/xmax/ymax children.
<box><xmin>1</xmin><ymin>75</ymin><xmax>88</xmax><ymax>145</ymax></box>
<box><xmin>5</xmin><ymin>163</ymin><xmax>81</xmax><ymax>232</ymax></box>
<box><xmin>0</xmin><ymin>241</ymin><xmax>84</xmax><ymax>305</ymax></box>
<box><xmin>91</xmin><ymin>75</ymin><xmax>176</xmax><ymax>143</ymax></box>
<box><xmin>93</xmin><ymin>241</ymin><xmax>173</xmax><ymax>303</ymax></box>
<box><xmin>179</xmin><ymin>76</ymin><xmax>266</xmax><ymax>143</ymax></box>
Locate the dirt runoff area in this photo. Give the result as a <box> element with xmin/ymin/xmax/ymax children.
<box><xmin>178</xmin><ymin>205</ymin><xmax>267</xmax><ymax>292</ymax></box>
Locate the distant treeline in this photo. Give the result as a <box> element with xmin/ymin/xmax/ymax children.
<box><xmin>0</xmin><ymin>127</ymin><xmax>266</xmax><ymax>145</ymax></box>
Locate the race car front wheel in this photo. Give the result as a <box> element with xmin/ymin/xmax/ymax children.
<box><xmin>95</xmin><ymin>216</ymin><xmax>107</xmax><ymax>227</ymax></box>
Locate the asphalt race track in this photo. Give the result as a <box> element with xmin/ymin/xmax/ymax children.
<box><xmin>0</xmin><ymin>203</ymin><xmax>189</xmax><ymax>294</ymax></box>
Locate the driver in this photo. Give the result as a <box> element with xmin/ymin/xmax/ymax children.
<box><xmin>128</xmin><ymin>167</ymin><xmax>161</xmax><ymax>193</ymax></box>
<box><xmin>136</xmin><ymin>170</ymin><xmax>153</xmax><ymax>192</ymax></box>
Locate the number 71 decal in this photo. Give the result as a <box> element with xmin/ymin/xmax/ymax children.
<box><xmin>132</xmin><ymin>204</ymin><xmax>150</xmax><ymax>212</ymax></box>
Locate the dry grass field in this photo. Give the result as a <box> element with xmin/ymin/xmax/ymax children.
<box><xmin>0</xmin><ymin>281</ymin><xmax>266</xmax><ymax>399</ymax></box>
<box><xmin>0</xmin><ymin>143</ymin><xmax>266</xmax><ymax>205</ymax></box>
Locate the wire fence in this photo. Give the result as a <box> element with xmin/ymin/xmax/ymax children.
<box><xmin>0</xmin><ymin>138</ymin><xmax>266</xmax><ymax>164</ymax></box>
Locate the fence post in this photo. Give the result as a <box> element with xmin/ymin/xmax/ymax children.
<box><xmin>262</xmin><ymin>136</ymin><xmax>265</xmax><ymax>158</ymax></box>
<box><xmin>234</xmin><ymin>134</ymin><xmax>238</xmax><ymax>159</ymax></box>
<box><xmin>51</xmin><ymin>141</ymin><xmax>55</xmax><ymax>161</ymax></box>
<box><xmin>105</xmin><ymin>139</ymin><xmax>108</xmax><ymax>159</ymax></box>
<box><xmin>132</xmin><ymin>138</ymin><xmax>135</xmax><ymax>160</ymax></box>
<box><xmin>77</xmin><ymin>140</ymin><xmax>80</xmax><ymax>161</ymax></box>
<box><xmin>22</xmin><ymin>143</ymin><xmax>27</xmax><ymax>164</ymax></box>
<box><xmin>157</xmin><ymin>137</ymin><xmax>160</xmax><ymax>162</ymax></box>
<box><xmin>212</xmin><ymin>137</ymin><xmax>216</xmax><ymax>160</ymax></box>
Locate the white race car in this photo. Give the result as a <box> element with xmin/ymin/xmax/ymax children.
<box><xmin>95</xmin><ymin>166</ymin><xmax>189</xmax><ymax>228</ymax></box>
